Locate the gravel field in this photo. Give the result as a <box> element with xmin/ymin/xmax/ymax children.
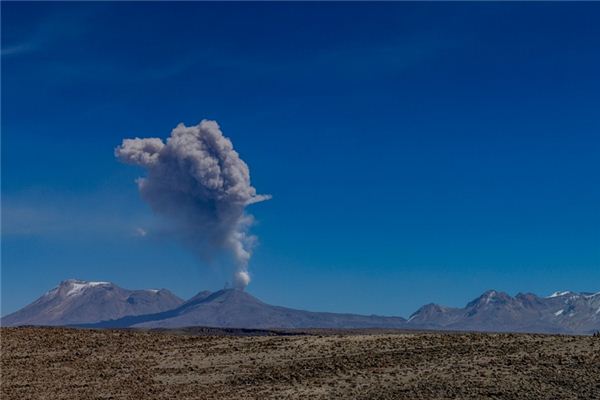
<box><xmin>1</xmin><ymin>327</ymin><xmax>599</xmax><ymax>399</ymax></box>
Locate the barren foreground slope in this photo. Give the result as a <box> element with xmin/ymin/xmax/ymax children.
<box><xmin>2</xmin><ymin>327</ymin><xmax>599</xmax><ymax>399</ymax></box>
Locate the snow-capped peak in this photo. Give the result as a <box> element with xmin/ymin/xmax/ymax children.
<box><xmin>484</xmin><ymin>290</ymin><xmax>497</xmax><ymax>304</ymax></box>
<box><xmin>547</xmin><ymin>291</ymin><xmax>573</xmax><ymax>298</ymax></box>
<box><xmin>64</xmin><ymin>280</ymin><xmax>111</xmax><ymax>297</ymax></box>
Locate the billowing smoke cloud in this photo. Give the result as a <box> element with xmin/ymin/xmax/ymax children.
<box><xmin>115</xmin><ymin>120</ymin><xmax>270</xmax><ymax>288</ymax></box>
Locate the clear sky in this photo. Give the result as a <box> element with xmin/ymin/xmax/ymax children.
<box><xmin>2</xmin><ymin>2</ymin><xmax>599</xmax><ymax>317</ymax></box>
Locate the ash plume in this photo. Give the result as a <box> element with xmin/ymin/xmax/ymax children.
<box><xmin>115</xmin><ymin>119</ymin><xmax>270</xmax><ymax>288</ymax></box>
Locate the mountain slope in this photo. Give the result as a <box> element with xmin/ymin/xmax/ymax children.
<box><xmin>85</xmin><ymin>288</ymin><xmax>408</xmax><ymax>329</ymax></box>
<box><xmin>406</xmin><ymin>290</ymin><xmax>600</xmax><ymax>334</ymax></box>
<box><xmin>4</xmin><ymin>281</ymin><xmax>599</xmax><ymax>334</ymax></box>
<box><xmin>1</xmin><ymin>279</ymin><xmax>184</xmax><ymax>327</ymax></box>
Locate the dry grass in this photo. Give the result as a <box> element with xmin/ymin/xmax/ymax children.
<box><xmin>2</xmin><ymin>327</ymin><xmax>599</xmax><ymax>399</ymax></box>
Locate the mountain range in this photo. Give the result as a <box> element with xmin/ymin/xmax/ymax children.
<box><xmin>0</xmin><ymin>280</ymin><xmax>183</xmax><ymax>326</ymax></box>
<box><xmin>2</xmin><ymin>280</ymin><xmax>599</xmax><ymax>334</ymax></box>
<box><xmin>408</xmin><ymin>289</ymin><xmax>600</xmax><ymax>334</ymax></box>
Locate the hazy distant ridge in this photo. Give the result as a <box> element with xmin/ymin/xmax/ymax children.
<box><xmin>1</xmin><ymin>280</ymin><xmax>183</xmax><ymax>326</ymax></box>
<box><xmin>2</xmin><ymin>280</ymin><xmax>599</xmax><ymax>334</ymax></box>
<box><xmin>407</xmin><ymin>289</ymin><xmax>600</xmax><ymax>334</ymax></box>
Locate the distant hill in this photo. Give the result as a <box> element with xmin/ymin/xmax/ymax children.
<box><xmin>0</xmin><ymin>279</ymin><xmax>184</xmax><ymax>326</ymax></box>
<box><xmin>3</xmin><ymin>280</ymin><xmax>599</xmax><ymax>334</ymax></box>
<box><xmin>82</xmin><ymin>288</ymin><xmax>408</xmax><ymax>329</ymax></box>
<box><xmin>408</xmin><ymin>290</ymin><xmax>600</xmax><ymax>334</ymax></box>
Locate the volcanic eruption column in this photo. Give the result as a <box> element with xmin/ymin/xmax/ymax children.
<box><xmin>115</xmin><ymin>119</ymin><xmax>270</xmax><ymax>289</ymax></box>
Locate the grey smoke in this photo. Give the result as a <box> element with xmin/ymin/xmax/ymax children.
<box><xmin>115</xmin><ymin>119</ymin><xmax>270</xmax><ymax>288</ymax></box>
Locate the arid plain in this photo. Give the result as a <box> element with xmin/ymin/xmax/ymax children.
<box><xmin>2</xmin><ymin>327</ymin><xmax>599</xmax><ymax>399</ymax></box>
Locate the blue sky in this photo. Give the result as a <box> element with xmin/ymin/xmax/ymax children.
<box><xmin>2</xmin><ymin>2</ymin><xmax>599</xmax><ymax>317</ymax></box>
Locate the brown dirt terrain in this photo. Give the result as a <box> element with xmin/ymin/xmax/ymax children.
<box><xmin>1</xmin><ymin>327</ymin><xmax>599</xmax><ymax>399</ymax></box>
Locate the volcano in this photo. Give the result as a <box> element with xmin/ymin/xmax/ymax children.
<box><xmin>1</xmin><ymin>279</ymin><xmax>183</xmax><ymax>326</ymax></box>
<box><xmin>4</xmin><ymin>280</ymin><xmax>599</xmax><ymax>334</ymax></box>
<box><xmin>82</xmin><ymin>288</ymin><xmax>408</xmax><ymax>329</ymax></box>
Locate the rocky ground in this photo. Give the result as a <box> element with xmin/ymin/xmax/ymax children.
<box><xmin>1</xmin><ymin>327</ymin><xmax>599</xmax><ymax>399</ymax></box>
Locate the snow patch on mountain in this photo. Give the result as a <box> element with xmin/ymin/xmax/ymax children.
<box><xmin>547</xmin><ymin>291</ymin><xmax>572</xmax><ymax>298</ymax></box>
<box><xmin>66</xmin><ymin>280</ymin><xmax>111</xmax><ymax>297</ymax></box>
